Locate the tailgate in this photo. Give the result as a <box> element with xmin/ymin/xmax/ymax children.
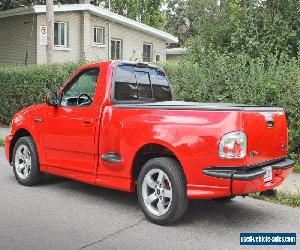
<box><xmin>243</xmin><ymin>110</ymin><xmax>288</xmax><ymax>165</ymax></box>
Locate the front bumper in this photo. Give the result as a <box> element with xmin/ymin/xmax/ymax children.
<box><xmin>187</xmin><ymin>158</ymin><xmax>294</xmax><ymax>199</ymax></box>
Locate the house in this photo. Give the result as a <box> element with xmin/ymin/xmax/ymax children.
<box><xmin>166</xmin><ymin>48</ymin><xmax>187</xmax><ymax>61</ymax></box>
<box><xmin>0</xmin><ymin>3</ymin><xmax>178</xmax><ymax>64</ymax></box>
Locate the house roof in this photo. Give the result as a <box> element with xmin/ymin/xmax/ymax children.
<box><xmin>0</xmin><ymin>4</ymin><xmax>178</xmax><ymax>43</ymax></box>
<box><xmin>166</xmin><ymin>48</ymin><xmax>187</xmax><ymax>55</ymax></box>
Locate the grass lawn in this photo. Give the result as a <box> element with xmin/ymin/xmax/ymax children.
<box><xmin>0</xmin><ymin>137</ymin><xmax>4</xmax><ymax>147</ymax></box>
<box><xmin>250</xmin><ymin>192</ymin><xmax>300</xmax><ymax>207</ymax></box>
<box><xmin>293</xmin><ymin>163</ymin><xmax>300</xmax><ymax>173</ymax></box>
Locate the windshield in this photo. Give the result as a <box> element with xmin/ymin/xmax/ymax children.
<box><xmin>113</xmin><ymin>65</ymin><xmax>172</xmax><ymax>102</ymax></box>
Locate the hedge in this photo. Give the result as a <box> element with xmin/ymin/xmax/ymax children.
<box><xmin>0</xmin><ymin>62</ymin><xmax>80</xmax><ymax>125</ymax></box>
<box><xmin>0</xmin><ymin>56</ymin><xmax>299</xmax><ymax>155</ymax></box>
<box><xmin>162</xmin><ymin>54</ymin><xmax>300</xmax><ymax>155</ymax></box>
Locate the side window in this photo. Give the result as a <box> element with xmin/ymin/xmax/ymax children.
<box><xmin>114</xmin><ymin>66</ymin><xmax>137</xmax><ymax>100</ymax></box>
<box><xmin>149</xmin><ymin>69</ymin><xmax>172</xmax><ymax>102</ymax></box>
<box><xmin>61</xmin><ymin>68</ymin><xmax>100</xmax><ymax>107</ymax></box>
<box><xmin>94</xmin><ymin>26</ymin><xmax>105</xmax><ymax>45</ymax></box>
<box><xmin>54</xmin><ymin>22</ymin><xmax>68</xmax><ymax>47</ymax></box>
<box><xmin>136</xmin><ymin>71</ymin><xmax>151</xmax><ymax>99</ymax></box>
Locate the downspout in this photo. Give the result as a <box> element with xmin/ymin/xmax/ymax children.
<box><xmin>107</xmin><ymin>0</ymin><xmax>111</xmax><ymax>60</ymax></box>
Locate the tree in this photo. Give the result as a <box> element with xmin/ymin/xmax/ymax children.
<box><xmin>0</xmin><ymin>0</ymin><xmax>165</xmax><ymax>29</ymax></box>
<box><xmin>164</xmin><ymin>0</ymin><xmax>225</xmax><ymax>46</ymax></box>
<box><xmin>0</xmin><ymin>0</ymin><xmax>78</xmax><ymax>11</ymax></box>
<box><xmin>165</xmin><ymin>0</ymin><xmax>300</xmax><ymax>59</ymax></box>
<box><xmin>97</xmin><ymin>0</ymin><xmax>165</xmax><ymax>29</ymax></box>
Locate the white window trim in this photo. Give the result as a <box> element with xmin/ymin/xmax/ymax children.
<box><xmin>54</xmin><ymin>21</ymin><xmax>69</xmax><ymax>48</ymax></box>
<box><xmin>91</xmin><ymin>44</ymin><xmax>106</xmax><ymax>48</ymax></box>
<box><xmin>111</xmin><ymin>39</ymin><xmax>123</xmax><ymax>60</ymax></box>
<box><xmin>143</xmin><ymin>43</ymin><xmax>153</xmax><ymax>62</ymax></box>
<box><xmin>93</xmin><ymin>26</ymin><xmax>105</xmax><ymax>45</ymax></box>
<box><xmin>54</xmin><ymin>47</ymin><xmax>71</xmax><ymax>51</ymax></box>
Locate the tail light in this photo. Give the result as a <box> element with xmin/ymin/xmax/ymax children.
<box><xmin>219</xmin><ymin>131</ymin><xmax>247</xmax><ymax>159</ymax></box>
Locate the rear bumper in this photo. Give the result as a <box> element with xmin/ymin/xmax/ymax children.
<box><xmin>203</xmin><ymin>159</ymin><xmax>294</xmax><ymax>180</ymax></box>
<box><xmin>5</xmin><ymin>135</ymin><xmax>13</xmax><ymax>164</ymax></box>
<box><xmin>187</xmin><ymin>158</ymin><xmax>294</xmax><ymax>199</ymax></box>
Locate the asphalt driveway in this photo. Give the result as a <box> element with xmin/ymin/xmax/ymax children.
<box><xmin>0</xmin><ymin>147</ymin><xmax>299</xmax><ymax>250</ymax></box>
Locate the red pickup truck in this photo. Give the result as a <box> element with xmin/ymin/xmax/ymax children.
<box><xmin>5</xmin><ymin>61</ymin><xmax>294</xmax><ymax>225</ymax></box>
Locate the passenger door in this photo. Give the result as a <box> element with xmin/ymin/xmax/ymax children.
<box><xmin>40</xmin><ymin>67</ymin><xmax>100</xmax><ymax>173</ymax></box>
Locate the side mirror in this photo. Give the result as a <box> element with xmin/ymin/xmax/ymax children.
<box><xmin>45</xmin><ymin>90</ymin><xmax>59</xmax><ymax>107</ymax></box>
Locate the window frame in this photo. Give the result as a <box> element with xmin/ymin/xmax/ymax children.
<box><xmin>111</xmin><ymin>39</ymin><xmax>123</xmax><ymax>60</ymax></box>
<box><xmin>54</xmin><ymin>21</ymin><xmax>68</xmax><ymax>47</ymax></box>
<box><xmin>143</xmin><ymin>43</ymin><xmax>153</xmax><ymax>62</ymax></box>
<box><xmin>93</xmin><ymin>26</ymin><xmax>105</xmax><ymax>45</ymax></box>
<box><xmin>155</xmin><ymin>54</ymin><xmax>161</xmax><ymax>62</ymax></box>
<box><xmin>59</xmin><ymin>67</ymin><xmax>100</xmax><ymax>108</ymax></box>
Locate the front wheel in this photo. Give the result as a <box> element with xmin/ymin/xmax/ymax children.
<box><xmin>12</xmin><ymin>136</ymin><xmax>44</xmax><ymax>186</ymax></box>
<box><xmin>137</xmin><ymin>157</ymin><xmax>188</xmax><ymax>225</ymax></box>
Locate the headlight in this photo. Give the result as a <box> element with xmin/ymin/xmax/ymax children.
<box><xmin>219</xmin><ymin>131</ymin><xmax>247</xmax><ymax>159</ymax></box>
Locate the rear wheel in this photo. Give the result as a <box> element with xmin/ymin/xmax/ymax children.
<box><xmin>12</xmin><ymin>136</ymin><xmax>44</xmax><ymax>186</ymax></box>
<box><xmin>137</xmin><ymin>157</ymin><xmax>188</xmax><ymax>225</ymax></box>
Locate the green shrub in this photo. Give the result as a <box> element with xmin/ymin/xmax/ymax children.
<box><xmin>0</xmin><ymin>57</ymin><xmax>299</xmax><ymax>156</ymax></box>
<box><xmin>162</xmin><ymin>53</ymin><xmax>300</xmax><ymax>154</ymax></box>
<box><xmin>0</xmin><ymin>137</ymin><xmax>4</xmax><ymax>147</ymax></box>
<box><xmin>0</xmin><ymin>62</ymin><xmax>80</xmax><ymax>124</ymax></box>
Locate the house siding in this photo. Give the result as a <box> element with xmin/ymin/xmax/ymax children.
<box><xmin>36</xmin><ymin>12</ymin><xmax>82</xmax><ymax>64</ymax></box>
<box><xmin>110</xmin><ymin>20</ymin><xmax>166</xmax><ymax>62</ymax></box>
<box><xmin>1</xmin><ymin>9</ymin><xmax>168</xmax><ymax>64</ymax></box>
<box><xmin>0</xmin><ymin>14</ymin><xmax>37</xmax><ymax>64</ymax></box>
<box><xmin>88</xmin><ymin>13</ymin><xmax>166</xmax><ymax>62</ymax></box>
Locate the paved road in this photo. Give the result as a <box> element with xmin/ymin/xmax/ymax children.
<box><xmin>0</xmin><ymin>147</ymin><xmax>299</xmax><ymax>250</ymax></box>
<box><xmin>0</xmin><ymin>127</ymin><xmax>10</xmax><ymax>139</ymax></box>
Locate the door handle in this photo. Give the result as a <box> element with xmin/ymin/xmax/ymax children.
<box><xmin>82</xmin><ymin>118</ymin><xmax>93</xmax><ymax>127</ymax></box>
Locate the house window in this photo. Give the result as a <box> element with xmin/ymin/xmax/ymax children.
<box><xmin>155</xmin><ymin>54</ymin><xmax>161</xmax><ymax>62</ymax></box>
<box><xmin>54</xmin><ymin>22</ymin><xmax>68</xmax><ymax>47</ymax></box>
<box><xmin>94</xmin><ymin>26</ymin><xmax>105</xmax><ymax>44</ymax></box>
<box><xmin>111</xmin><ymin>39</ymin><xmax>122</xmax><ymax>60</ymax></box>
<box><xmin>143</xmin><ymin>43</ymin><xmax>152</xmax><ymax>62</ymax></box>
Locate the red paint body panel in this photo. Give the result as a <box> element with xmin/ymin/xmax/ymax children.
<box><xmin>243</xmin><ymin>111</ymin><xmax>288</xmax><ymax>165</ymax></box>
<box><xmin>232</xmin><ymin>168</ymin><xmax>293</xmax><ymax>195</ymax></box>
<box><xmin>5</xmin><ymin>61</ymin><xmax>293</xmax><ymax>199</ymax></box>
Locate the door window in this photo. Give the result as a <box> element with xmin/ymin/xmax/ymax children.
<box><xmin>61</xmin><ymin>68</ymin><xmax>100</xmax><ymax>107</ymax></box>
<box><xmin>111</xmin><ymin>39</ymin><xmax>122</xmax><ymax>60</ymax></box>
<box><xmin>143</xmin><ymin>43</ymin><xmax>152</xmax><ymax>62</ymax></box>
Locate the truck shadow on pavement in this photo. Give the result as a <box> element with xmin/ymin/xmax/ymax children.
<box><xmin>36</xmin><ymin>174</ymin><xmax>273</xmax><ymax>229</ymax></box>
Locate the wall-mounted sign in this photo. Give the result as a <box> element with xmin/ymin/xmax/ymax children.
<box><xmin>40</xmin><ymin>26</ymin><xmax>47</xmax><ymax>46</ymax></box>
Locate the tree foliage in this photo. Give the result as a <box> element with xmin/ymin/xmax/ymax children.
<box><xmin>0</xmin><ymin>0</ymin><xmax>77</xmax><ymax>11</ymax></box>
<box><xmin>0</xmin><ymin>0</ymin><xmax>165</xmax><ymax>29</ymax></box>
<box><xmin>96</xmin><ymin>0</ymin><xmax>165</xmax><ymax>28</ymax></box>
<box><xmin>165</xmin><ymin>0</ymin><xmax>300</xmax><ymax>59</ymax></box>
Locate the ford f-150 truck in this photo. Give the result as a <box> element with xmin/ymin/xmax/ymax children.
<box><xmin>5</xmin><ymin>61</ymin><xmax>294</xmax><ymax>225</ymax></box>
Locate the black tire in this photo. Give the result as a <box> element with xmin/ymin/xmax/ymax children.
<box><xmin>137</xmin><ymin>157</ymin><xmax>188</xmax><ymax>225</ymax></box>
<box><xmin>12</xmin><ymin>136</ymin><xmax>44</xmax><ymax>186</ymax></box>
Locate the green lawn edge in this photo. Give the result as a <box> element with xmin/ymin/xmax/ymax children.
<box><xmin>250</xmin><ymin>192</ymin><xmax>300</xmax><ymax>207</ymax></box>
<box><xmin>293</xmin><ymin>163</ymin><xmax>300</xmax><ymax>173</ymax></box>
